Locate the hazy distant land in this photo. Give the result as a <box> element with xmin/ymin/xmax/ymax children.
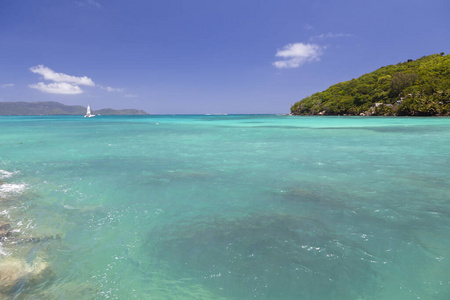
<box><xmin>0</xmin><ymin>101</ymin><xmax>148</xmax><ymax>115</ymax></box>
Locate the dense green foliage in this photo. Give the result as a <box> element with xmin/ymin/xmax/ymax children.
<box><xmin>291</xmin><ymin>53</ymin><xmax>450</xmax><ymax>116</ymax></box>
<box><xmin>0</xmin><ymin>101</ymin><xmax>148</xmax><ymax>115</ymax></box>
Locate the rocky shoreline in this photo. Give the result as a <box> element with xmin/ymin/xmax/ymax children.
<box><xmin>0</xmin><ymin>170</ymin><xmax>101</xmax><ymax>299</ymax></box>
<box><xmin>0</xmin><ymin>178</ymin><xmax>53</xmax><ymax>297</ymax></box>
<box><xmin>0</xmin><ymin>170</ymin><xmax>80</xmax><ymax>298</ymax></box>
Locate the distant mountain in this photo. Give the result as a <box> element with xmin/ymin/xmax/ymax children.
<box><xmin>0</xmin><ymin>101</ymin><xmax>148</xmax><ymax>115</ymax></box>
<box><xmin>291</xmin><ymin>53</ymin><xmax>450</xmax><ymax>116</ymax></box>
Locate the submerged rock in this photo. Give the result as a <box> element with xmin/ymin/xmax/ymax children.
<box><xmin>28</xmin><ymin>281</ymin><xmax>101</xmax><ymax>299</ymax></box>
<box><xmin>0</xmin><ymin>223</ymin><xmax>60</xmax><ymax>246</ymax></box>
<box><xmin>276</xmin><ymin>187</ymin><xmax>321</xmax><ymax>203</ymax></box>
<box><xmin>0</xmin><ymin>221</ymin><xmax>59</xmax><ymax>298</ymax></box>
<box><xmin>14</xmin><ymin>234</ymin><xmax>61</xmax><ymax>245</ymax></box>
<box><xmin>0</xmin><ymin>224</ymin><xmax>11</xmax><ymax>239</ymax></box>
<box><xmin>0</xmin><ymin>257</ymin><xmax>52</xmax><ymax>295</ymax></box>
<box><xmin>141</xmin><ymin>169</ymin><xmax>215</xmax><ymax>183</ymax></box>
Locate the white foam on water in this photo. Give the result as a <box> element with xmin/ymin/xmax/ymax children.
<box><xmin>0</xmin><ymin>183</ymin><xmax>27</xmax><ymax>196</ymax></box>
<box><xmin>0</xmin><ymin>246</ymin><xmax>9</xmax><ymax>256</ymax></box>
<box><xmin>0</xmin><ymin>169</ymin><xmax>18</xmax><ymax>180</ymax></box>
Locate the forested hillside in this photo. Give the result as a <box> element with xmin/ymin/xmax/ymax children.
<box><xmin>291</xmin><ymin>53</ymin><xmax>450</xmax><ymax>116</ymax></box>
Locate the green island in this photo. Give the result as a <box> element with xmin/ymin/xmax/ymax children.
<box><xmin>291</xmin><ymin>53</ymin><xmax>450</xmax><ymax>116</ymax></box>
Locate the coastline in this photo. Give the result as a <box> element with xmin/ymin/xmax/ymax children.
<box><xmin>0</xmin><ymin>170</ymin><xmax>52</xmax><ymax>296</ymax></box>
<box><xmin>0</xmin><ymin>170</ymin><xmax>86</xmax><ymax>297</ymax></box>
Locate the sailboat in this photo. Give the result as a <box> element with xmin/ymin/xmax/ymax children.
<box><xmin>84</xmin><ymin>103</ymin><xmax>95</xmax><ymax>118</ymax></box>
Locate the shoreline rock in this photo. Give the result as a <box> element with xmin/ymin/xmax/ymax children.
<box><xmin>0</xmin><ymin>257</ymin><xmax>52</xmax><ymax>295</ymax></box>
<box><xmin>0</xmin><ymin>224</ymin><xmax>11</xmax><ymax>239</ymax></box>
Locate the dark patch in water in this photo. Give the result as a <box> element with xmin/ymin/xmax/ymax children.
<box><xmin>146</xmin><ymin>213</ymin><xmax>379</xmax><ymax>299</ymax></box>
<box><xmin>316</xmin><ymin>125</ymin><xmax>445</xmax><ymax>134</ymax></box>
<box><xmin>274</xmin><ymin>188</ymin><xmax>322</xmax><ymax>203</ymax></box>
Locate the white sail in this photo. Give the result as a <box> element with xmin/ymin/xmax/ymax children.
<box><xmin>84</xmin><ymin>104</ymin><xmax>95</xmax><ymax>118</ymax></box>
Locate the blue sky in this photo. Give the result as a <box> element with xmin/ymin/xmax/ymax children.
<box><xmin>0</xmin><ymin>0</ymin><xmax>449</xmax><ymax>114</ymax></box>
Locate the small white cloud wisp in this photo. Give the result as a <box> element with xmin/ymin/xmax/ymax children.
<box><xmin>273</xmin><ymin>43</ymin><xmax>323</xmax><ymax>69</ymax></box>
<box><xmin>0</xmin><ymin>83</ymin><xmax>14</xmax><ymax>88</ymax></box>
<box><xmin>76</xmin><ymin>0</ymin><xmax>102</xmax><ymax>8</ymax></box>
<box><xmin>101</xmin><ymin>86</ymin><xmax>124</xmax><ymax>92</ymax></box>
<box><xmin>309</xmin><ymin>32</ymin><xmax>355</xmax><ymax>41</ymax></box>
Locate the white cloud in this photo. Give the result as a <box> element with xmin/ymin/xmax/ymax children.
<box><xmin>99</xmin><ymin>85</ymin><xmax>124</xmax><ymax>92</ymax></box>
<box><xmin>310</xmin><ymin>32</ymin><xmax>355</xmax><ymax>41</ymax></box>
<box><xmin>106</xmin><ymin>86</ymin><xmax>123</xmax><ymax>92</ymax></box>
<box><xmin>273</xmin><ymin>43</ymin><xmax>323</xmax><ymax>69</ymax></box>
<box><xmin>76</xmin><ymin>0</ymin><xmax>102</xmax><ymax>8</ymax></box>
<box><xmin>29</xmin><ymin>82</ymin><xmax>83</xmax><ymax>95</ymax></box>
<box><xmin>28</xmin><ymin>64</ymin><xmax>128</xmax><ymax>96</ymax></box>
<box><xmin>29</xmin><ymin>65</ymin><xmax>95</xmax><ymax>86</ymax></box>
<box><xmin>0</xmin><ymin>83</ymin><xmax>14</xmax><ymax>88</ymax></box>
<box><xmin>29</xmin><ymin>65</ymin><xmax>96</xmax><ymax>95</ymax></box>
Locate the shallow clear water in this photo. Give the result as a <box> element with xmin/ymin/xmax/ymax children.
<box><xmin>0</xmin><ymin>115</ymin><xmax>449</xmax><ymax>299</ymax></box>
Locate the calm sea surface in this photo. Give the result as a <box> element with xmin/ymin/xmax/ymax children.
<box><xmin>1</xmin><ymin>115</ymin><xmax>449</xmax><ymax>299</ymax></box>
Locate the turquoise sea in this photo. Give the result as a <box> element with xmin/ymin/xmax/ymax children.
<box><xmin>0</xmin><ymin>115</ymin><xmax>449</xmax><ymax>299</ymax></box>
